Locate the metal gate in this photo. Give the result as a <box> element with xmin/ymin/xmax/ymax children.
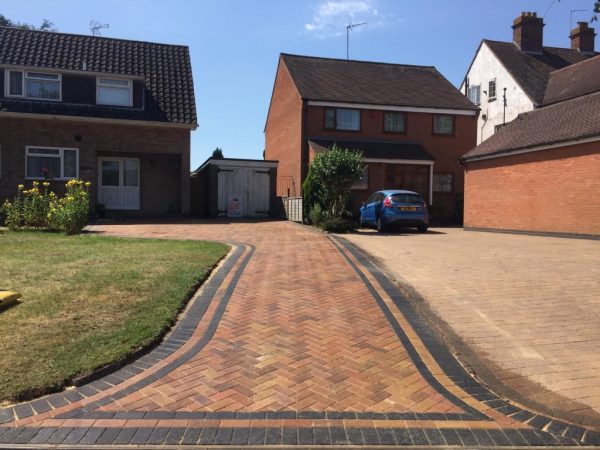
<box><xmin>217</xmin><ymin>168</ymin><xmax>270</xmax><ymax>217</ymax></box>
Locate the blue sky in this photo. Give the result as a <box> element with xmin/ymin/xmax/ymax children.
<box><xmin>2</xmin><ymin>0</ymin><xmax>596</xmax><ymax>169</ymax></box>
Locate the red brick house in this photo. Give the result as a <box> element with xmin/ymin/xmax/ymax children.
<box><xmin>461</xmin><ymin>55</ymin><xmax>600</xmax><ymax>237</ymax></box>
<box><xmin>0</xmin><ymin>27</ymin><xmax>197</xmax><ymax>215</ymax></box>
<box><xmin>264</xmin><ymin>54</ymin><xmax>478</xmax><ymax>220</ymax></box>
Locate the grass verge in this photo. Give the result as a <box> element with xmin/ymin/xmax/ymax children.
<box><xmin>0</xmin><ymin>231</ymin><xmax>228</xmax><ymax>403</ymax></box>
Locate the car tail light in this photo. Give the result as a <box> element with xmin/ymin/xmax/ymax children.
<box><xmin>383</xmin><ymin>197</ymin><xmax>392</xmax><ymax>208</ymax></box>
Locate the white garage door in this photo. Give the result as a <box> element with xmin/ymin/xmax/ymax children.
<box><xmin>217</xmin><ymin>167</ymin><xmax>270</xmax><ymax>217</ymax></box>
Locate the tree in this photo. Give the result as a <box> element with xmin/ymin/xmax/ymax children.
<box><xmin>0</xmin><ymin>14</ymin><xmax>56</xmax><ymax>31</ymax></box>
<box><xmin>211</xmin><ymin>147</ymin><xmax>224</xmax><ymax>159</ymax></box>
<box><xmin>302</xmin><ymin>145</ymin><xmax>364</xmax><ymax>218</ymax></box>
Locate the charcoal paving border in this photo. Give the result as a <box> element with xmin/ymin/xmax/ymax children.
<box><xmin>0</xmin><ymin>223</ymin><xmax>599</xmax><ymax>447</ymax></box>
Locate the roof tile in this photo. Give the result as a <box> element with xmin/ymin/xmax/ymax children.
<box><xmin>0</xmin><ymin>27</ymin><xmax>196</xmax><ymax>125</ymax></box>
<box><xmin>282</xmin><ymin>54</ymin><xmax>477</xmax><ymax>111</ymax></box>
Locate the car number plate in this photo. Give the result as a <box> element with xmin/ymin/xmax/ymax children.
<box><xmin>399</xmin><ymin>207</ymin><xmax>417</xmax><ymax>211</ymax></box>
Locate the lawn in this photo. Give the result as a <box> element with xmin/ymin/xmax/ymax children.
<box><xmin>0</xmin><ymin>231</ymin><xmax>228</xmax><ymax>403</ymax></box>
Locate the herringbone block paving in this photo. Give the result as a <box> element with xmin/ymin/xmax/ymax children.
<box><xmin>1</xmin><ymin>220</ymin><xmax>598</xmax><ymax>447</ymax></box>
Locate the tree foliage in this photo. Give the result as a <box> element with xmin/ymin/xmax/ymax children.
<box><xmin>0</xmin><ymin>14</ymin><xmax>56</xmax><ymax>31</ymax></box>
<box><xmin>211</xmin><ymin>147</ymin><xmax>224</xmax><ymax>159</ymax></box>
<box><xmin>302</xmin><ymin>144</ymin><xmax>364</xmax><ymax>218</ymax></box>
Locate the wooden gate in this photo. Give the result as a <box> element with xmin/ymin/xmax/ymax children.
<box><xmin>217</xmin><ymin>168</ymin><xmax>271</xmax><ymax>217</ymax></box>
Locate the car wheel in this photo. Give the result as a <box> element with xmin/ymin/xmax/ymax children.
<box><xmin>376</xmin><ymin>216</ymin><xmax>386</xmax><ymax>233</ymax></box>
<box><xmin>418</xmin><ymin>225</ymin><xmax>428</xmax><ymax>233</ymax></box>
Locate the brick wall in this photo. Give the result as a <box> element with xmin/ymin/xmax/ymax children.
<box><xmin>306</xmin><ymin>106</ymin><xmax>477</xmax><ymax>219</ymax></box>
<box><xmin>264</xmin><ymin>59</ymin><xmax>304</xmax><ymax>197</ymax></box>
<box><xmin>464</xmin><ymin>142</ymin><xmax>600</xmax><ymax>235</ymax></box>
<box><xmin>0</xmin><ymin>117</ymin><xmax>191</xmax><ymax>214</ymax></box>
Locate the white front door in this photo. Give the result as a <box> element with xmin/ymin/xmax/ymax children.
<box><xmin>98</xmin><ymin>158</ymin><xmax>140</xmax><ymax>210</ymax></box>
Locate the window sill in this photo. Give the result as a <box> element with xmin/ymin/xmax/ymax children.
<box><xmin>488</xmin><ymin>98</ymin><xmax>497</xmax><ymax>103</ymax></box>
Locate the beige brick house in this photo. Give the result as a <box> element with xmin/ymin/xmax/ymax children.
<box><xmin>0</xmin><ymin>27</ymin><xmax>197</xmax><ymax>215</ymax></box>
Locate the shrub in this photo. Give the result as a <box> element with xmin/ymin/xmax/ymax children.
<box><xmin>1</xmin><ymin>180</ymin><xmax>91</xmax><ymax>235</ymax></box>
<box><xmin>0</xmin><ymin>182</ymin><xmax>55</xmax><ymax>230</ymax></box>
<box><xmin>47</xmin><ymin>180</ymin><xmax>91</xmax><ymax>235</ymax></box>
<box><xmin>303</xmin><ymin>144</ymin><xmax>364</xmax><ymax>219</ymax></box>
<box><xmin>319</xmin><ymin>215</ymin><xmax>356</xmax><ymax>233</ymax></box>
<box><xmin>308</xmin><ymin>203</ymin><xmax>327</xmax><ymax>226</ymax></box>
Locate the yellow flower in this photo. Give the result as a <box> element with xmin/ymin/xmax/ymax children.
<box><xmin>42</xmin><ymin>181</ymin><xmax>50</xmax><ymax>187</ymax></box>
<box><xmin>17</xmin><ymin>184</ymin><xmax>24</xmax><ymax>190</ymax></box>
<box><xmin>85</xmin><ymin>181</ymin><xmax>91</xmax><ymax>187</ymax></box>
<box><xmin>32</xmin><ymin>181</ymin><xmax>39</xmax><ymax>186</ymax></box>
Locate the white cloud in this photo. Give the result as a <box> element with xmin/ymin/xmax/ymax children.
<box><xmin>304</xmin><ymin>0</ymin><xmax>386</xmax><ymax>38</ymax></box>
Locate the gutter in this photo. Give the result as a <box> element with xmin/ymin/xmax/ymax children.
<box><xmin>461</xmin><ymin>133</ymin><xmax>600</xmax><ymax>163</ymax></box>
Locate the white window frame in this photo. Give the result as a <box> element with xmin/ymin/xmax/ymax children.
<box><xmin>25</xmin><ymin>146</ymin><xmax>79</xmax><ymax>180</ymax></box>
<box><xmin>467</xmin><ymin>84</ymin><xmax>480</xmax><ymax>106</ymax></box>
<box><xmin>488</xmin><ymin>79</ymin><xmax>497</xmax><ymax>101</ymax></box>
<box><xmin>96</xmin><ymin>77</ymin><xmax>133</xmax><ymax>107</ymax></box>
<box><xmin>5</xmin><ymin>69</ymin><xmax>62</xmax><ymax>101</ymax></box>
<box><xmin>5</xmin><ymin>69</ymin><xmax>24</xmax><ymax>97</ymax></box>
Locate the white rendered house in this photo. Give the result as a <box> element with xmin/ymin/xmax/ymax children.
<box><xmin>461</xmin><ymin>12</ymin><xmax>596</xmax><ymax>144</ymax></box>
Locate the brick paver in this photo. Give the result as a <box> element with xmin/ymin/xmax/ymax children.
<box><xmin>0</xmin><ymin>220</ymin><xmax>599</xmax><ymax>447</ymax></box>
<box><xmin>343</xmin><ymin>227</ymin><xmax>600</xmax><ymax>429</ymax></box>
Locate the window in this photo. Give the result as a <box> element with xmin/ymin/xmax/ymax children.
<box><xmin>97</xmin><ymin>77</ymin><xmax>132</xmax><ymax>106</ymax></box>
<box><xmin>324</xmin><ymin>108</ymin><xmax>360</xmax><ymax>131</ymax></box>
<box><xmin>433</xmin><ymin>114</ymin><xmax>454</xmax><ymax>135</ymax></box>
<box><xmin>351</xmin><ymin>167</ymin><xmax>369</xmax><ymax>190</ymax></box>
<box><xmin>8</xmin><ymin>71</ymin><xmax>23</xmax><ymax>96</ymax></box>
<box><xmin>384</xmin><ymin>112</ymin><xmax>406</xmax><ymax>133</ymax></box>
<box><xmin>26</xmin><ymin>72</ymin><xmax>60</xmax><ymax>100</ymax></box>
<box><xmin>433</xmin><ymin>173</ymin><xmax>453</xmax><ymax>193</ymax></box>
<box><xmin>488</xmin><ymin>79</ymin><xmax>497</xmax><ymax>101</ymax></box>
<box><xmin>467</xmin><ymin>85</ymin><xmax>480</xmax><ymax>105</ymax></box>
<box><xmin>25</xmin><ymin>147</ymin><xmax>78</xmax><ymax>180</ymax></box>
<box><xmin>5</xmin><ymin>70</ymin><xmax>60</xmax><ymax>100</ymax></box>
<box><xmin>494</xmin><ymin>124</ymin><xmax>506</xmax><ymax>134</ymax></box>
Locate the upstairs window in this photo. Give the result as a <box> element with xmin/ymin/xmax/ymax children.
<box><xmin>8</xmin><ymin>71</ymin><xmax>23</xmax><ymax>96</ymax></box>
<box><xmin>433</xmin><ymin>114</ymin><xmax>454</xmax><ymax>135</ymax></box>
<box><xmin>6</xmin><ymin>70</ymin><xmax>60</xmax><ymax>100</ymax></box>
<box><xmin>324</xmin><ymin>108</ymin><xmax>360</xmax><ymax>131</ymax></box>
<box><xmin>384</xmin><ymin>112</ymin><xmax>406</xmax><ymax>133</ymax></box>
<box><xmin>467</xmin><ymin>85</ymin><xmax>480</xmax><ymax>105</ymax></box>
<box><xmin>488</xmin><ymin>79</ymin><xmax>497</xmax><ymax>101</ymax></box>
<box><xmin>97</xmin><ymin>77</ymin><xmax>132</xmax><ymax>106</ymax></box>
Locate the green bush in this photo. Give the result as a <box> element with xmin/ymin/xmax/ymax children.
<box><xmin>308</xmin><ymin>204</ymin><xmax>327</xmax><ymax>226</ymax></box>
<box><xmin>1</xmin><ymin>182</ymin><xmax>55</xmax><ymax>230</ymax></box>
<box><xmin>319</xmin><ymin>215</ymin><xmax>356</xmax><ymax>233</ymax></box>
<box><xmin>303</xmin><ymin>144</ymin><xmax>364</xmax><ymax>220</ymax></box>
<box><xmin>1</xmin><ymin>180</ymin><xmax>91</xmax><ymax>235</ymax></box>
<box><xmin>47</xmin><ymin>180</ymin><xmax>91</xmax><ymax>235</ymax></box>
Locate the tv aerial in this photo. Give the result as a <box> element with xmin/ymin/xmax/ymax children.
<box><xmin>90</xmin><ymin>20</ymin><xmax>109</xmax><ymax>37</ymax></box>
<box><xmin>346</xmin><ymin>22</ymin><xmax>367</xmax><ymax>60</ymax></box>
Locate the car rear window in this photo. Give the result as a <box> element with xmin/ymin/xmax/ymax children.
<box><xmin>390</xmin><ymin>194</ymin><xmax>422</xmax><ymax>204</ymax></box>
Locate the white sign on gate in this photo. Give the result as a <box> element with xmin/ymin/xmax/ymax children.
<box><xmin>227</xmin><ymin>197</ymin><xmax>243</xmax><ymax>217</ymax></box>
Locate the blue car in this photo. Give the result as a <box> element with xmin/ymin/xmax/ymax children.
<box><xmin>359</xmin><ymin>190</ymin><xmax>428</xmax><ymax>233</ymax></box>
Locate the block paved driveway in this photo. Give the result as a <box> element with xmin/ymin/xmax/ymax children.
<box><xmin>1</xmin><ymin>219</ymin><xmax>599</xmax><ymax>448</ymax></box>
<box><xmin>343</xmin><ymin>227</ymin><xmax>600</xmax><ymax>430</ymax></box>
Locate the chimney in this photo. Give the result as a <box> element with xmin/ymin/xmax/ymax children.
<box><xmin>570</xmin><ymin>22</ymin><xmax>596</xmax><ymax>54</ymax></box>
<box><xmin>512</xmin><ymin>12</ymin><xmax>544</xmax><ymax>54</ymax></box>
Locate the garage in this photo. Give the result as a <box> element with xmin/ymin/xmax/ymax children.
<box><xmin>190</xmin><ymin>158</ymin><xmax>278</xmax><ymax>218</ymax></box>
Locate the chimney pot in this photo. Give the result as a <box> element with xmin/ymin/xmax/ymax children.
<box><xmin>570</xmin><ymin>21</ymin><xmax>596</xmax><ymax>54</ymax></box>
<box><xmin>512</xmin><ymin>12</ymin><xmax>544</xmax><ymax>53</ymax></box>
